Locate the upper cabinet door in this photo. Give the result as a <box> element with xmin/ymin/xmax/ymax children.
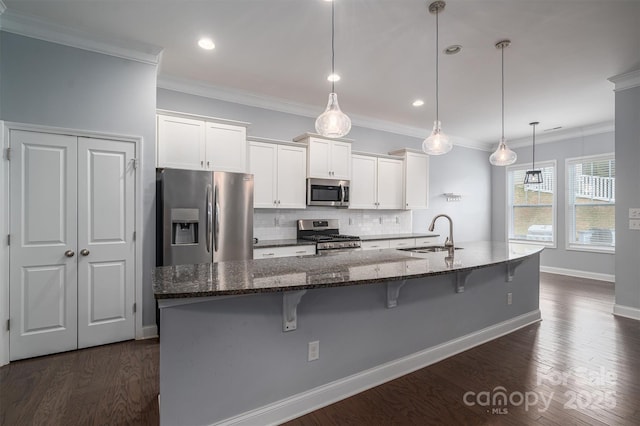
<box><xmin>307</xmin><ymin>138</ymin><xmax>332</xmax><ymax>178</ymax></box>
<box><xmin>350</xmin><ymin>155</ymin><xmax>378</xmax><ymax>209</ymax></box>
<box><xmin>330</xmin><ymin>141</ymin><xmax>352</xmax><ymax>180</ymax></box>
<box><xmin>205</xmin><ymin>122</ymin><xmax>247</xmax><ymax>172</ymax></box>
<box><xmin>277</xmin><ymin>145</ymin><xmax>307</xmax><ymax>209</ymax></box>
<box><xmin>157</xmin><ymin>115</ymin><xmax>205</xmax><ymax>170</ymax></box>
<box><xmin>405</xmin><ymin>152</ymin><xmax>429</xmax><ymax>210</ymax></box>
<box><xmin>377</xmin><ymin>158</ymin><xmax>404</xmax><ymax>209</ymax></box>
<box><xmin>249</xmin><ymin>141</ymin><xmax>278</xmax><ymax>208</ymax></box>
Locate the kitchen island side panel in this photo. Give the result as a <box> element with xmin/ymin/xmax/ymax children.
<box><xmin>159</xmin><ymin>254</ymin><xmax>539</xmax><ymax>425</ymax></box>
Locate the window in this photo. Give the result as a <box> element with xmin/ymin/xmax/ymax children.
<box><xmin>507</xmin><ymin>161</ymin><xmax>556</xmax><ymax>246</ymax></box>
<box><xmin>566</xmin><ymin>154</ymin><xmax>615</xmax><ymax>252</ymax></box>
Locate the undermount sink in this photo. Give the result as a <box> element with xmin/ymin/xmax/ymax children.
<box><xmin>398</xmin><ymin>246</ymin><xmax>463</xmax><ymax>254</ymax></box>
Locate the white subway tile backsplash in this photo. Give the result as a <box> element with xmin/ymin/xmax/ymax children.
<box><xmin>254</xmin><ymin>208</ymin><xmax>412</xmax><ymax>240</ymax></box>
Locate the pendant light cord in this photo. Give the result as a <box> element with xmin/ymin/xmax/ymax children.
<box><xmin>435</xmin><ymin>8</ymin><xmax>439</xmax><ymax>125</ymax></box>
<box><xmin>501</xmin><ymin>46</ymin><xmax>504</xmax><ymax>140</ymax></box>
<box><xmin>532</xmin><ymin>123</ymin><xmax>536</xmax><ymax>169</ymax></box>
<box><xmin>331</xmin><ymin>0</ymin><xmax>335</xmax><ymax>93</ymax></box>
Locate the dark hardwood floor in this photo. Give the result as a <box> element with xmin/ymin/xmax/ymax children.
<box><xmin>2</xmin><ymin>273</ymin><xmax>639</xmax><ymax>425</ymax></box>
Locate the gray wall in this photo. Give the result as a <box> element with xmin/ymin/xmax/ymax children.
<box><xmin>158</xmin><ymin>88</ymin><xmax>493</xmax><ymax>243</ymax></box>
<box><xmin>491</xmin><ymin>132</ymin><xmax>615</xmax><ymax>276</ymax></box>
<box><xmin>0</xmin><ymin>32</ymin><xmax>158</xmax><ymax>326</ymax></box>
<box><xmin>614</xmin><ymin>84</ymin><xmax>640</xmax><ymax>310</ymax></box>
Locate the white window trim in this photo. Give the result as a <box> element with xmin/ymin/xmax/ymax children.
<box><xmin>505</xmin><ymin>160</ymin><xmax>557</xmax><ymax>248</ymax></box>
<box><xmin>565</xmin><ymin>153</ymin><xmax>615</xmax><ymax>254</ymax></box>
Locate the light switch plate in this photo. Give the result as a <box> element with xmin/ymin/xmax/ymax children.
<box><xmin>630</xmin><ymin>208</ymin><xmax>640</xmax><ymax>219</ymax></box>
<box><xmin>630</xmin><ymin>219</ymin><xmax>640</xmax><ymax>230</ymax></box>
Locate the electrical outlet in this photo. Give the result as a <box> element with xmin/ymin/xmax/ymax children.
<box><xmin>507</xmin><ymin>292</ymin><xmax>513</xmax><ymax>305</ymax></box>
<box><xmin>349</xmin><ymin>217</ymin><xmax>353</xmax><ymax>225</ymax></box>
<box><xmin>395</xmin><ymin>216</ymin><xmax>399</xmax><ymax>224</ymax></box>
<box><xmin>630</xmin><ymin>208</ymin><xmax>640</xmax><ymax>219</ymax></box>
<box><xmin>630</xmin><ymin>219</ymin><xmax>640</xmax><ymax>230</ymax></box>
<box><xmin>308</xmin><ymin>341</ymin><xmax>319</xmax><ymax>361</ymax></box>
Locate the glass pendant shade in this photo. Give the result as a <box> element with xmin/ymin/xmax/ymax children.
<box><xmin>489</xmin><ymin>138</ymin><xmax>517</xmax><ymax>166</ymax></box>
<box><xmin>422</xmin><ymin>120</ymin><xmax>452</xmax><ymax>155</ymax></box>
<box><xmin>315</xmin><ymin>92</ymin><xmax>351</xmax><ymax>138</ymax></box>
<box><xmin>524</xmin><ymin>170</ymin><xmax>543</xmax><ymax>184</ymax></box>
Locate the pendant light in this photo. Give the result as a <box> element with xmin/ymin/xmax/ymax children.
<box><xmin>524</xmin><ymin>121</ymin><xmax>543</xmax><ymax>184</ymax></box>
<box><xmin>422</xmin><ymin>1</ymin><xmax>453</xmax><ymax>156</ymax></box>
<box><xmin>315</xmin><ymin>0</ymin><xmax>351</xmax><ymax>138</ymax></box>
<box><xmin>489</xmin><ymin>39</ymin><xmax>517</xmax><ymax>166</ymax></box>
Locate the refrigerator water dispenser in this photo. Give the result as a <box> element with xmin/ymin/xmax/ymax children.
<box><xmin>170</xmin><ymin>208</ymin><xmax>199</xmax><ymax>245</ymax></box>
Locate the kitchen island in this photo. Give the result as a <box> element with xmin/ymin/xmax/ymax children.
<box><xmin>154</xmin><ymin>241</ymin><xmax>543</xmax><ymax>426</ymax></box>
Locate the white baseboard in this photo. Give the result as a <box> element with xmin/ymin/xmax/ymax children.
<box><xmin>139</xmin><ymin>325</ymin><xmax>158</xmax><ymax>339</ymax></box>
<box><xmin>540</xmin><ymin>266</ymin><xmax>614</xmax><ymax>283</ymax></box>
<box><xmin>216</xmin><ymin>309</ymin><xmax>542</xmax><ymax>426</ymax></box>
<box><xmin>613</xmin><ymin>304</ymin><xmax>640</xmax><ymax>321</ymax></box>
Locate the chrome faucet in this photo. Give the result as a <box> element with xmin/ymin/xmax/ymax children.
<box><xmin>428</xmin><ymin>214</ymin><xmax>454</xmax><ymax>248</ymax></box>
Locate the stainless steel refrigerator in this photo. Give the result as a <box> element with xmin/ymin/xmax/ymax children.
<box><xmin>156</xmin><ymin>168</ymin><xmax>254</xmax><ymax>266</ymax></box>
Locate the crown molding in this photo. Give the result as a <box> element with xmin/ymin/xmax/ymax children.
<box><xmin>0</xmin><ymin>9</ymin><xmax>162</xmax><ymax>65</ymax></box>
<box><xmin>157</xmin><ymin>74</ymin><xmax>492</xmax><ymax>152</ymax></box>
<box><xmin>608</xmin><ymin>69</ymin><xmax>640</xmax><ymax>92</ymax></box>
<box><xmin>504</xmin><ymin>121</ymin><xmax>614</xmax><ymax>150</ymax></box>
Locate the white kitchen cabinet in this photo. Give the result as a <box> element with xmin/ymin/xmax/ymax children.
<box><xmin>253</xmin><ymin>245</ymin><xmax>315</xmax><ymax>259</ymax></box>
<box><xmin>293</xmin><ymin>133</ymin><xmax>352</xmax><ymax>179</ymax></box>
<box><xmin>388</xmin><ymin>238</ymin><xmax>415</xmax><ymax>249</ymax></box>
<box><xmin>157</xmin><ymin>114</ymin><xmax>205</xmax><ymax>170</ymax></box>
<box><xmin>389</xmin><ymin>149</ymin><xmax>429</xmax><ymax>210</ymax></box>
<box><xmin>205</xmin><ymin>121</ymin><xmax>247</xmax><ymax>172</ymax></box>
<box><xmin>157</xmin><ymin>111</ymin><xmax>249</xmax><ymax>172</ymax></box>
<box><xmin>350</xmin><ymin>153</ymin><xmax>403</xmax><ymax>210</ymax></box>
<box><xmin>360</xmin><ymin>240</ymin><xmax>391</xmax><ymax>250</ymax></box>
<box><xmin>248</xmin><ymin>138</ymin><xmax>307</xmax><ymax>209</ymax></box>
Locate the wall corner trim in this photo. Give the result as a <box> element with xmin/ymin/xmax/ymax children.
<box><xmin>608</xmin><ymin>69</ymin><xmax>640</xmax><ymax>92</ymax></box>
<box><xmin>214</xmin><ymin>310</ymin><xmax>541</xmax><ymax>426</ymax></box>
<box><xmin>613</xmin><ymin>304</ymin><xmax>640</xmax><ymax>321</ymax></box>
<box><xmin>0</xmin><ymin>9</ymin><xmax>163</xmax><ymax>65</ymax></box>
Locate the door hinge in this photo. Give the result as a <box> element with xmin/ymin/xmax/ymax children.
<box><xmin>133</xmin><ymin>231</ymin><xmax>136</xmax><ymax>241</ymax></box>
<box><xmin>133</xmin><ymin>303</ymin><xmax>137</xmax><ymax>313</ymax></box>
<box><xmin>6</xmin><ymin>234</ymin><xmax>9</xmax><ymax>246</ymax></box>
<box><xmin>6</xmin><ymin>319</ymin><xmax>10</xmax><ymax>332</ymax></box>
<box><xmin>131</xmin><ymin>158</ymin><xmax>139</xmax><ymax>169</ymax></box>
<box><xmin>5</xmin><ymin>148</ymin><xmax>10</xmax><ymax>161</ymax></box>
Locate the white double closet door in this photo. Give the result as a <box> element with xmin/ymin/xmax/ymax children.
<box><xmin>9</xmin><ymin>130</ymin><xmax>136</xmax><ymax>361</ymax></box>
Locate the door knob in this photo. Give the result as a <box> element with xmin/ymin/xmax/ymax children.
<box><xmin>64</xmin><ymin>250</ymin><xmax>75</xmax><ymax>257</ymax></box>
<box><xmin>80</xmin><ymin>249</ymin><xmax>90</xmax><ymax>256</ymax></box>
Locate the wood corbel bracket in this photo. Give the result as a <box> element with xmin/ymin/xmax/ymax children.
<box><xmin>283</xmin><ymin>290</ymin><xmax>307</xmax><ymax>332</ymax></box>
<box><xmin>454</xmin><ymin>270</ymin><xmax>474</xmax><ymax>293</ymax></box>
<box><xmin>507</xmin><ymin>259</ymin><xmax>525</xmax><ymax>282</ymax></box>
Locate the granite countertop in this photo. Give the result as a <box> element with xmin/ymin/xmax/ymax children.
<box><xmin>254</xmin><ymin>239</ymin><xmax>315</xmax><ymax>249</ymax></box>
<box><xmin>360</xmin><ymin>233</ymin><xmax>439</xmax><ymax>241</ymax></box>
<box><xmin>153</xmin><ymin>241</ymin><xmax>544</xmax><ymax>299</ymax></box>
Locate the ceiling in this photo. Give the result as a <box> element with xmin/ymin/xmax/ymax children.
<box><xmin>2</xmin><ymin>0</ymin><xmax>639</xmax><ymax>149</ymax></box>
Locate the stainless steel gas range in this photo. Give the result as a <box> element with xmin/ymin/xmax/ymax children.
<box><xmin>297</xmin><ymin>219</ymin><xmax>361</xmax><ymax>253</ymax></box>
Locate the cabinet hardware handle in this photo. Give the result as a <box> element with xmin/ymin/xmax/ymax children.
<box><xmin>64</xmin><ymin>250</ymin><xmax>75</xmax><ymax>257</ymax></box>
<box><xmin>207</xmin><ymin>161</ymin><xmax>210</xmax><ymax>168</ymax></box>
<box><xmin>295</xmin><ymin>250</ymin><xmax>307</xmax><ymax>254</ymax></box>
<box><xmin>80</xmin><ymin>249</ymin><xmax>90</xmax><ymax>256</ymax></box>
<box><xmin>263</xmin><ymin>253</ymin><xmax>275</xmax><ymax>257</ymax></box>
<box><xmin>201</xmin><ymin>161</ymin><xmax>204</xmax><ymax>167</ymax></box>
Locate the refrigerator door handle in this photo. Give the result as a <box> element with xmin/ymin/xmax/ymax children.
<box><xmin>214</xmin><ymin>186</ymin><xmax>220</xmax><ymax>252</ymax></box>
<box><xmin>206</xmin><ymin>185</ymin><xmax>212</xmax><ymax>253</ymax></box>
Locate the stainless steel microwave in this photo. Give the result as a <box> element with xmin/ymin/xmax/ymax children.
<box><xmin>307</xmin><ymin>178</ymin><xmax>349</xmax><ymax>207</ymax></box>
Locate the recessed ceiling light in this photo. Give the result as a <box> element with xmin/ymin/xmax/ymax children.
<box><xmin>198</xmin><ymin>38</ymin><xmax>215</xmax><ymax>50</ymax></box>
<box><xmin>327</xmin><ymin>73</ymin><xmax>341</xmax><ymax>82</ymax></box>
<box><xmin>412</xmin><ymin>99</ymin><xmax>425</xmax><ymax>107</ymax></box>
<box><xmin>443</xmin><ymin>45</ymin><xmax>462</xmax><ymax>55</ymax></box>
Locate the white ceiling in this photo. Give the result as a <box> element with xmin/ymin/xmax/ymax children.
<box><xmin>2</xmin><ymin>0</ymin><xmax>639</xmax><ymax>149</ymax></box>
